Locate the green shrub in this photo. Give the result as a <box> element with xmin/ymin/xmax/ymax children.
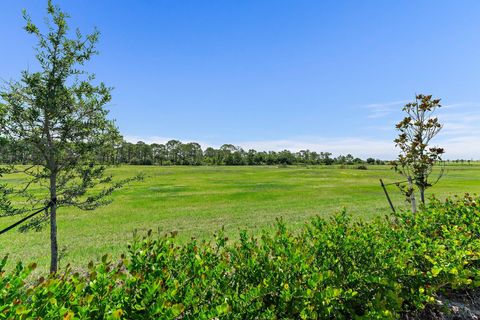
<box><xmin>0</xmin><ymin>194</ymin><xmax>479</xmax><ymax>319</ymax></box>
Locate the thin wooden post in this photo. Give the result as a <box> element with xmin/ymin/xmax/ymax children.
<box><xmin>407</xmin><ymin>176</ymin><xmax>417</xmax><ymax>214</ymax></box>
<box><xmin>380</xmin><ymin>179</ymin><xmax>396</xmax><ymax>214</ymax></box>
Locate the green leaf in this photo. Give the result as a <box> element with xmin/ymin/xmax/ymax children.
<box><xmin>171</xmin><ymin>303</ymin><xmax>184</xmax><ymax>316</ymax></box>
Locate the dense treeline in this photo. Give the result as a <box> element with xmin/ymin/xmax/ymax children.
<box><xmin>0</xmin><ymin>138</ymin><xmax>387</xmax><ymax>166</ymax></box>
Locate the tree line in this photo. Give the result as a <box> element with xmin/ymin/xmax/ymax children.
<box><xmin>3</xmin><ymin>137</ymin><xmax>474</xmax><ymax>167</ymax></box>
<box><xmin>0</xmin><ymin>138</ymin><xmax>387</xmax><ymax>166</ymax></box>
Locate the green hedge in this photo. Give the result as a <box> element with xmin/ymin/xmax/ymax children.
<box><xmin>1</xmin><ymin>194</ymin><xmax>479</xmax><ymax>319</ymax></box>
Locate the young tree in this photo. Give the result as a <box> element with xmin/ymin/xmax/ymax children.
<box><xmin>0</xmin><ymin>1</ymin><xmax>135</xmax><ymax>272</ymax></box>
<box><xmin>392</xmin><ymin>94</ymin><xmax>445</xmax><ymax>213</ymax></box>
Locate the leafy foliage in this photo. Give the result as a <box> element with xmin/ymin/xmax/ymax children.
<box><xmin>392</xmin><ymin>94</ymin><xmax>445</xmax><ymax>208</ymax></box>
<box><xmin>1</xmin><ymin>195</ymin><xmax>479</xmax><ymax>319</ymax></box>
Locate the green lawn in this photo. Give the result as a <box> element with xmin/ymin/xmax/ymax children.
<box><xmin>1</xmin><ymin>164</ymin><xmax>480</xmax><ymax>272</ymax></box>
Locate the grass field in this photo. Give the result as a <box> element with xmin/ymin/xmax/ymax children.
<box><xmin>1</xmin><ymin>164</ymin><xmax>480</xmax><ymax>272</ymax></box>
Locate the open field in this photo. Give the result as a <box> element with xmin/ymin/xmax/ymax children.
<box><xmin>1</xmin><ymin>164</ymin><xmax>480</xmax><ymax>272</ymax></box>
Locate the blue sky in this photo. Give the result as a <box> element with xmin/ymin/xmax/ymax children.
<box><xmin>1</xmin><ymin>1</ymin><xmax>480</xmax><ymax>159</ymax></box>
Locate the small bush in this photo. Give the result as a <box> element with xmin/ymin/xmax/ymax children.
<box><xmin>356</xmin><ymin>165</ymin><xmax>368</xmax><ymax>170</ymax></box>
<box><xmin>0</xmin><ymin>194</ymin><xmax>479</xmax><ymax>319</ymax></box>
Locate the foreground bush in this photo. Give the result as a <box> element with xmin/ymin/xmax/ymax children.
<box><xmin>1</xmin><ymin>195</ymin><xmax>479</xmax><ymax>319</ymax></box>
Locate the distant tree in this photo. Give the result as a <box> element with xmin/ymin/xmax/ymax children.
<box><xmin>392</xmin><ymin>94</ymin><xmax>444</xmax><ymax>213</ymax></box>
<box><xmin>246</xmin><ymin>149</ymin><xmax>257</xmax><ymax>165</ymax></box>
<box><xmin>182</xmin><ymin>142</ymin><xmax>203</xmax><ymax>165</ymax></box>
<box><xmin>134</xmin><ymin>141</ymin><xmax>153</xmax><ymax>165</ymax></box>
<box><xmin>335</xmin><ymin>155</ymin><xmax>346</xmax><ymax>165</ymax></box>
<box><xmin>151</xmin><ymin>143</ymin><xmax>167</xmax><ymax>165</ymax></box>
<box><xmin>319</xmin><ymin>152</ymin><xmax>334</xmax><ymax>165</ymax></box>
<box><xmin>266</xmin><ymin>151</ymin><xmax>278</xmax><ymax>165</ymax></box>
<box><xmin>232</xmin><ymin>148</ymin><xmax>246</xmax><ymax>165</ymax></box>
<box><xmin>310</xmin><ymin>151</ymin><xmax>320</xmax><ymax>165</ymax></box>
<box><xmin>203</xmin><ymin>147</ymin><xmax>218</xmax><ymax>165</ymax></box>
<box><xmin>298</xmin><ymin>150</ymin><xmax>311</xmax><ymax>164</ymax></box>
<box><xmin>278</xmin><ymin>150</ymin><xmax>295</xmax><ymax>165</ymax></box>
<box><xmin>220</xmin><ymin>144</ymin><xmax>237</xmax><ymax>165</ymax></box>
<box><xmin>0</xmin><ymin>2</ymin><xmax>135</xmax><ymax>272</ymax></box>
<box><xmin>345</xmin><ymin>154</ymin><xmax>355</xmax><ymax>165</ymax></box>
<box><xmin>166</xmin><ymin>140</ymin><xmax>182</xmax><ymax>165</ymax></box>
<box><xmin>366</xmin><ymin>158</ymin><xmax>375</xmax><ymax>165</ymax></box>
<box><xmin>255</xmin><ymin>151</ymin><xmax>267</xmax><ymax>165</ymax></box>
<box><xmin>122</xmin><ymin>142</ymin><xmax>135</xmax><ymax>164</ymax></box>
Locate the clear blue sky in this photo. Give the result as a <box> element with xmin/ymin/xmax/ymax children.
<box><xmin>1</xmin><ymin>1</ymin><xmax>480</xmax><ymax>158</ymax></box>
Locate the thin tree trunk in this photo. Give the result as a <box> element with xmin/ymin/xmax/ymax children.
<box><xmin>408</xmin><ymin>176</ymin><xmax>417</xmax><ymax>214</ymax></box>
<box><xmin>419</xmin><ymin>186</ymin><xmax>425</xmax><ymax>205</ymax></box>
<box><xmin>49</xmin><ymin>172</ymin><xmax>58</xmax><ymax>273</ymax></box>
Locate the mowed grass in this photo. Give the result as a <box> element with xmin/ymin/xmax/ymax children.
<box><xmin>1</xmin><ymin>164</ymin><xmax>480</xmax><ymax>272</ymax></box>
